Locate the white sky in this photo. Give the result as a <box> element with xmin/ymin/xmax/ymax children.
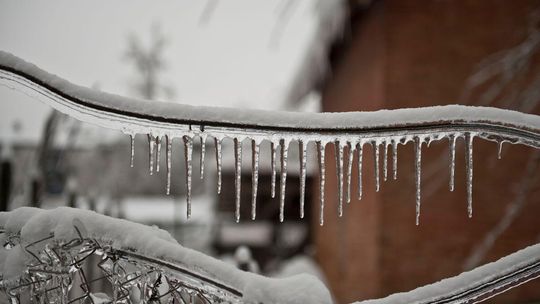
<box><xmin>0</xmin><ymin>0</ymin><xmax>336</xmax><ymax>142</ymax></box>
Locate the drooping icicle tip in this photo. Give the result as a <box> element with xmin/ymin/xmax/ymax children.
<box><xmin>299</xmin><ymin>140</ymin><xmax>307</xmax><ymax>219</ymax></box>
<box><xmin>317</xmin><ymin>141</ymin><xmax>326</xmax><ymax>226</ymax></box>
<box><xmin>357</xmin><ymin>142</ymin><xmax>364</xmax><ymax>201</ymax></box>
<box><xmin>345</xmin><ymin>142</ymin><xmax>354</xmax><ymax>204</ymax></box>
<box><xmin>183</xmin><ymin>136</ymin><xmax>193</xmax><ymax>219</ymax></box>
<box><xmin>124</xmin><ymin>130</ymin><xmax>482</xmax><ymax>225</ymax></box>
<box><xmin>251</xmin><ymin>140</ymin><xmax>260</xmax><ymax>220</ymax></box>
<box><xmin>414</xmin><ymin>137</ymin><xmax>422</xmax><ymax>226</ymax></box>
<box><xmin>234</xmin><ymin>138</ymin><xmax>242</xmax><ymax>223</ymax></box>
<box><xmin>335</xmin><ymin>140</ymin><xmax>344</xmax><ymax>217</ymax></box>
<box><xmin>279</xmin><ymin>139</ymin><xmax>289</xmax><ymax>222</ymax></box>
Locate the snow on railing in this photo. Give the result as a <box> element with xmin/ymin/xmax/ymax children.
<box><xmin>2</xmin><ymin>51</ymin><xmax>540</xmax><ymax>226</ymax></box>
<box><xmin>2</xmin><ymin>208</ymin><xmax>540</xmax><ymax>304</ymax></box>
<box><xmin>0</xmin><ymin>207</ymin><xmax>331</xmax><ymax>304</ymax></box>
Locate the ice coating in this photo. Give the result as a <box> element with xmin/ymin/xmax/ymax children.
<box><xmin>166</xmin><ymin>135</ymin><xmax>172</xmax><ymax>195</ymax></box>
<box><xmin>373</xmin><ymin>141</ymin><xmax>380</xmax><ymax>192</ymax></box>
<box><xmin>299</xmin><ymin>140</ymin><xmax>307</xmax><ymax>218</ymax></box>
<box><xmin>251</xmin><ymin>140</ymin><xmax>260</xmax><ymax>220</ymax></box>
<box><xmin>234</xmin><ymin>138</ymin><xmax>242</xmax><ymax>223</ymax></box>
<box><xmin>183</xmin><ymin>136</ymin><xmax>193</xmax><ymax>219</ymax></box>
<box><xmin>1</xmin><ymin>50</ymin><xmax>540</xmax><ymax>224</ymax></box>
<box><xmin>414</xmin><ymin>137</ymin><xmax>422</xmax><ymax>226</ymax></box>
<box><xmin>346</xmin><ymin>142</ymin><xmax>354</xmax><ymax>204</ymax></box>
<box><xmin>317</xmin><ymin>141</ymin><xmax>326</xmax><ymax>226</ymax></box>
<box><xmin>449</xmin><ymin>135</ymin><xmax>456</xmax><ymax>192</ymax></box>
<box><xmin>357</xmin><ymin>142</ymin><xmax>364</xmax><ymax>200</ymax></box>
<box><xmin>279</xmin><ymin>139</ymin><xmax>289</xmax><ymax>222</ymax></box>
<box><xmin>391</xmin><ymin>139</ymin><xmax>398</xmax><ymax>180</ymax></box>
<box><xmin>0</xmin><ymin>207</ymin><xmax>333</xmax><ymax>304</ymax></box>
<box><xmin>335</xmin><ymin>140</ymin><xmax>344</xmax><ymax>217</ymax></box>
<box><xmin>214</xmin><ymin>137</ymin><xmax>222</xmax><ymax>194</ymax></box>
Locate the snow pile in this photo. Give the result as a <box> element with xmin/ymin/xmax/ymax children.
<box><xmin>0</xmin><ymin>207</ymin><xmax>332</xmax><ymax>304</ymax></box>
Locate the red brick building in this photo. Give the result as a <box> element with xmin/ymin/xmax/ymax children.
<box><xmin>313</xmin><ymin>1</ymin><xmax>540</xmax><ymax>303</ymax></box>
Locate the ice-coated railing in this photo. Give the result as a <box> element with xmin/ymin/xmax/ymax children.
<box><xmin>2</xmin><ymin>51</ymin><xmax>540</xmax><ymax>226</ymax></box>
<box><xmin>1</xmin><ymin>208</ymin><xmax>540</xmax><ymax>304</ymax></box>
<box><xmin>0</xmin><ymin>208</ymin><xmax>332</xmax><ymax>304</ymax></box>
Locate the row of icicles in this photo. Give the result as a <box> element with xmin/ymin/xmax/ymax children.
<box><xmin>129</xmin><ymin>131</ymin><xmax>487</xmax><ymax>226</ymax></box>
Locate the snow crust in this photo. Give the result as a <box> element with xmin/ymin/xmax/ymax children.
<box><xmin>357</xmin><ymin>242</ymin><xmax>540</xmax><ymax>304</ymax></box>
<box><xmin>1</xmin><ymin>50</ymin><xmax>540</xmax><ymax>131</ymax></box>
<box><xmin>0</xmin><ymin>207</ymin><xmax>332</xmax><ymax>304</ymax></box>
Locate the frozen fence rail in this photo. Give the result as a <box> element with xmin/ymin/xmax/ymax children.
<box><xmin>2</xmin><ymin>50</ymin><xmax>540</xmax><ymax>225</ymax></box>
<box><xmin>0</xmin><ymin>207</ymin><xmax>331</xmax><ymax>304</ymax></box>
<box><xmin>1</xmin><ymin>208</ymin><xmax>540</xmax><ymax>304</ymax></box>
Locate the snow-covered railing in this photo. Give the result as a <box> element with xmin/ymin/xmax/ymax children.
<box><xmin>2</xmin><ymin>51</ymin><xmax>540</xmax><ymax>226</ymax></box>
<box><xmin>1</xmin><ymin>207</ymin><xmax>540</xmax><ymax>304</ymax></box>
<box><xmin>0</xmin><ymin>208</ymin><xmax>331</xmax><ymax>304</ymax></box>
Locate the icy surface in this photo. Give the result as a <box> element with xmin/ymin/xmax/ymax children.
<box><xmin>357</xmin><ymin>242</ymin><xmax>540</xmax><ymax>304</ymax></box>
<box><xmin>2</xmin><ymin>50</ymin><xmax>540</xmax><ymax>131</ymax></box>
<box><xmin>1</xmin><ymin>51</ymin><xmax>540</xmax><ymax>223</ymax></box>
<box><xmin>0</xmin><ymin>207</ymin><xmax>332</xmax><ymax>304</ymax></box>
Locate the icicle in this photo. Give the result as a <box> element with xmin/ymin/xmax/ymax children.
<box><xmin>183</xmin><ymin>136</ymin><xmax>193</xmax><ymax>219</ymax></box>
<box><xmin>234</xmin><ymin>138</ymin><xmax>242</xmax><ymax>223</ymax></box>
<box><xmin>317</xmin><ymin>141</ymin><xmax>326</xmax><ymax>226</ymax></box>
<box><xmin>373</xmin><ymin>141</ymin><xmax>380</xmax><ymax>192</ymax></box>
<box><xmin>497</xmin><ymin>140</ymin><xmax>504</xmax><ymax>160</ymax></box>
<box><xmin>299</xmin><ymin>140</ymin><xmax>307</xmax><ymax>219</ymax></box>
<box><xmin>251</xmin><ymin>140</ymin><xmax>259</xmax><ymax>220</ymax></box>
<box><xmin>148</xmin><ymin>134</ymin><xmax>155</xmax><ymax>175</ymax></box>
<box><xmin>346</xmin><ymin>142</ymin><xmax>354</xmax><ymax>204</ymax></box>
<box><xmin>449</xmin><ymin>135</ymin><xmax>456</xmax><ymax>192</ymax></box>
<box><xmin>166</xmin><ymin>135</ymin><xmax>172</xmax><ymax>195</ymax></box>
<box><xmin>279</xmin><ymin>139</ymin><xmax>289</xmax><ymax>222</ymax></box>
<box><xmin>130</xmin><ymin>134</ymin><xmax>135</xmax><ymax>168</ymax></box>
<box><xmin>414</xmin><ymin>137</ymin><xmax>422</xmax><ymax>226</ymax></box>
<box><xmin>335</xmin><ymin>140</ymin><xmax>344</xmax><ymax>217</ymax></box>
<box><xmin>382</xmin><ymin>141</ymin><xmax>388</xmax><ymax>181</ymax></box>
<box><xmin>466</xmin><ymin>133</ymin><xmax>474</xmax><ymax>218</ymax></box>
<box><xmin>200</xmin><ymin>135</ymin><xmax>206</xmax><ymax>179</ymax></box>
<box><xmin>271</xmin><ymin>141</ymin><xmax>277</xmax><ymax>198</ymax></box>
<box><xmin>155</xmin><ymin>135</ymin><xmax>162</xmax><ymax>172</ymax></box>
<box><xmin>392</xmin><ymin>139</ymin><xmax>398</xmax><ymax>180</ymax></box>
<box><xmin>357</xmin><ymin>142</ymin><xmax>363</xmax><ymax>200</ymax></box>
<box><xmin>214</xmin><ymin>137</ymin><xmax>222</xmax><ymax>194</ymax></box>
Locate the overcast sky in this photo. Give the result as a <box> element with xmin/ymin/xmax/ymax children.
<box><xmin>0</xmin><ymin>0</ymin><xmax>330</xmax><ymax>142</ymax></box>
